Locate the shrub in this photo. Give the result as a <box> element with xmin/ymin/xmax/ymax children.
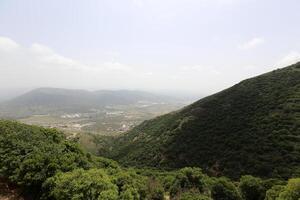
<box><xmin>211</xmin><ymin>177</ymin><xmax>241</xmax><ymax>200</ymax></box>
<box><xmin>43</xmin><ymin>168</ymin><xmax>118</xmax><ymax>200</ymax></box>
<box><xmin>239</xmin><ymin>175</ymin><xmax>265</xmax><ymax>200</ymax></box>
<box><xmin>170</xmin><ymin>168</ymin><xmax>208</xmax><ymax>197</ymax></box>
<box><xmin>265</xmin><ymin>185</ymin><xmax>284</xmax><ymax>200</ymax></box>
<box><xmin>277</xmin><ymin>178</ymin><xmax>300</xmax><ymax>200</ymax></box>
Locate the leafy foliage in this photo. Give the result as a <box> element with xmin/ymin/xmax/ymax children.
<box><xmin>0</xmin><ymin>120</ymin><xmax>166</xmax><ymax>199</ymax></box>
<box><xmin>169</xmin><ymin>168</ymin><xmax>209</xmax><ymax>198</ymax></box>
<box><xmin>277</xmin><ymin>178</ymin><xmax>300</xmax><ymax>200</ymax></box>
<box><xmin>0</xmin><ymin>120</ymin><xmax>94</xmax><ymax>194</ymax></box>
<box><xmin>239</xmin><ymin>176</ymin><xmax>266</xmax><ymax>200</ymax></box>
<box><xmin>265</xmin><ymin>185</ymin><xmax>285</xmax><ymax>200</ymax></box>
<box><xmin>0</xmin><ymin>120</ymin><xmax>139</xmax><ymax>199</ymax></box>
<box><xmin>211</xmin><ymin>177</ymin><xmax>241</xmax><ymax>200</ymax></box>
<box><xmin>43</xmin><ymin>168</ymin><xmax>119</xmax><ymax>200</ymax></box>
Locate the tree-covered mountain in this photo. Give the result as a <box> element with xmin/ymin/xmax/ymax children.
<box><xmin>104</xmin><ymin>63</ymin><xmax>300</xmax><ymax>179</ymax></box>
<box><xmin>0</xmin><ymin>88</ymin><xmax>179</xmax><ymax>118</ymax></box>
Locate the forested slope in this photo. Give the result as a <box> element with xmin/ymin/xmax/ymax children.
<box><xmin>0</xmin><ymin>121</ymin><xmax>299</xmax><ymax>199</ymax></box>
<box><xmin>106</xmin><ymin>63</ymin><xmax>300</xmax><ymax>179</ymax></box>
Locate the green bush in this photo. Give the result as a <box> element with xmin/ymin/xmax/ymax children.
<box><xmin>0</xmin><ymin>121</ymin><xmax>91</xmax><ymax>195</ymax></box>
<box><xmin>277</xmin><ymin>178</ymin><xmax>300</xmax><ymax>200</ymax></box>
<box><xmin>211</xmin><ymin>177</ymin><xmax>241</xmax><ymax>200</ymax></box>
<box><xmin>146</xmin><ymin>177</ymin><xmax>165</xmax><ymax>200</ymax></box>
<box><xmin>43</xmin><ymin>168</ymin><xmax>118</xmax><ymax>200</ymax></box>
<box><xmin>239</xmin><ymin>175</ymin><xmax>265</xmax><ymax>200</ymax></box>
<box><xmin>170</xmin><ymin>168</ymin><xmax>208</xmax><ymax>198</ymax></box>
<box><xmin>110</xmin><ymin>169</ymin><xmax>147</xmax><ymax>199</ymax></box>
<box><xmin>265</xmin><ymin>185</ymin><xmax>284</xmax><ymax>200</ymax></box>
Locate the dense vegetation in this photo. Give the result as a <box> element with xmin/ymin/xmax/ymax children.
<box><xmin>0</xmin><ymin>120</ymin><xmax>117</xmax><ymax>197</ymax></box>
<box><xmin>103</xmin><ymin>63</ymin><xmax>300</xmax><ymax>179</ymax></box>
<box><xmin>0</xmin><ymin>121</ymin><xmax>299</xmax><ymax>199</ymax></box>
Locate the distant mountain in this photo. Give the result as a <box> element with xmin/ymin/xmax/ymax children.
<box><xmin>105</xmin><ymin>63</ymin><xmax>300</xmax><ymax>179</ymax></box>
<box><xmin>0</xmin><ymin>88</ymin><xmax>179</xmax><ymax>118</ymax></box>
<box><xmin>0</xmin><ymin>88</ymin><xmax>29</xmax><ymax>103</ymax></box>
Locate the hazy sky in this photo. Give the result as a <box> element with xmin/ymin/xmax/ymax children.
<box><xmin>0</xmin><ymin>0</ymin><xmax>300</xmax><ymax>95</ymax></box>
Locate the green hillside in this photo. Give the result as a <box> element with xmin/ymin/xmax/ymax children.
<box><xmin>105</xmin><ymin>63</ymin><xmax>300</xmax><ymax>179</ymax></box>
<box><xmin>0</xmin><ymin>121</ymin><xmax>299</xmax><ymax>199</ymax></box>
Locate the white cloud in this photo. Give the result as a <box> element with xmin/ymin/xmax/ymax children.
<box><xmin>239</xmin><ymin>37</ymin><xmax>265</xmax><ymax>50</ymax></box>
<box><xmin>30</xmin><ymin>43</ymin><xmax>82</xmax><ymax>67</ymax></box>
<box><xmin>0</xmin><ymin>37</ymin><xmax>20</xmax><ymax>52</ymax></box>
<box><xmin>30</xmin><ymin>43</ymin><xmax>53</xmax><ymax>54</ymax></box>
<box><xmin>0</xmin><ymin>36</ymin><xmax>140</xmax><ymax>89</ymax></box>
<box><xmin>276</xmin><ymin>51</ymin><xmax>300</xmax><ymax>68</ymax></box>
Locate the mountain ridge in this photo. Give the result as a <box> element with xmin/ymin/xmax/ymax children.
<box><xmin>0</xmin><ymin>88</ymin><xmax>180</xmax><ymax>118</ymax></box>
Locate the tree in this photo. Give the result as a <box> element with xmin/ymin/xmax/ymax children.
<box><xmin>43</xmin><ymin>169</ymin><xmax>118</xmax><ymax>200</ymax></box>
<box><xmin>277</xmin><ymin>178</ymin><xmax>300</xmax><ymax>200</ymax></box>
<box><xmin>0</xmin><ymin>121</ymin><xmax>91</xmax><ymax>196</ymax></box>
<box><xmin>239</xmin><ymin>175</ymin><xmax>265</xmax><ymax>200</ymax></box>
<box><xmin>211</xmin><ymin>177</ymin><xmax>241</xmax><ymax>200</ymax></box>
<box><xmin>146</xmin><ymin>177</ymin><xmax>164</xmax><ymax>200</ymax></box>
<box><xmin>111</xmin><ymin>169</ymin><xmax>147</xmax><ymax>199</ymax></box>
<box><xmin>170</xmin><ymin>168</ymin><xmax>208</xmax><ymax>196</ymax></box>
<box><xmin>265</xmin><ymin>185</ymin><xmax>284</xmax><ymax>200</ymax></box>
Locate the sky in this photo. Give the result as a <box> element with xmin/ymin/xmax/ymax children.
<box><xmin>0</xmin><ymin>0</ymin><xmax>300</xmax><ymax>96</ymax></box>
